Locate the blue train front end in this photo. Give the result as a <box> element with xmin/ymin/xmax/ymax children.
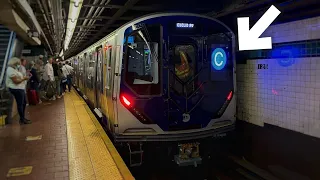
<box><xmin>117</xmin><ymin>14</ymin><xmax>236</xmax><ymax>142</ymax></box>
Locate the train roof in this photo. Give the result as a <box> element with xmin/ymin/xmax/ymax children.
<box><xmin>69</xmin><ymin>12</ymin><xmax>235</xmax><ymax>60</ymax></box>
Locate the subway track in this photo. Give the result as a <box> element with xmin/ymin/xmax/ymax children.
<box><xmin>75</xmin><ymin>88</ymin><xmax>316</xmax><ymax>180</ymax></box>
<box><xmin>114</xmin><ymin>133</ymin><xmax>279</xmax><ymax>180</ymax></box>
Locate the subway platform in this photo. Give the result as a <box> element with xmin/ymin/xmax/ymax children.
<box><xmin>0</xmin><ymin>90</ymin><xmax>134</xmax><ymax>180</ymax></box>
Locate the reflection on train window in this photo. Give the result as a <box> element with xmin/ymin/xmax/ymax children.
<box><xmin>174</xmin><ymin>45</ymin><xmax>195</xmax><ymax>81</ymax></box>
<box><xmin>127</xmin><ymin>42</ymin><xmax>159</xmax><ymax>84</ymax></box>
<box><xmin>172</xmin><ymin>45</ymin><xmax>195</xmax><ymax>95</ymax></box>
<box><xmin>124</xmin><ymin>24</ymin><xmax>162</xmax><ymax>96</ymax></box>
<box><xmin>87</xmin><ymin>53</ymin><xmax>96</xmax><ymax>89</ymax></box>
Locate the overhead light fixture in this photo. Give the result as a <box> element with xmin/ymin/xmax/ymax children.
<box><xmin>63</xmin><ymin>0</ymin><xmax>83</xmax><ymax>51</ymax></box>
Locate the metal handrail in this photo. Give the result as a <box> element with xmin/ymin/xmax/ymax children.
<box><xmin>0</xmin><ymin>31</ymin><xmax>14</xmax><ymax>88</ymax></box>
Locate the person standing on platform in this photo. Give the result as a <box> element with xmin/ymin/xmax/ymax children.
<box><xmin>36</xmin><ymin>56</ymin><xmax>46</xmax><ymax>99</ymax></box>
<box><xmin>18</xmin><ymin>58</ymin><xmax>29</xmax><ymax>106</ymax></box>
<box><xmin>52</xmin><ymin>59</ymin><xmax>62</xmax><ymax>98</ymax></box>
<box><xmin>61</xmin><ymin>62</ymin><xmax>74</xmax><ymax>92</ymax></box>
<box><xmin>29</xmin><ymin>61</ymin><xmax>42</xmax><ymax>104</ymax></box>
<box><xmin>43</xmin><ymin>57</ymin><xmax>56</xmax><ymax>100</ymax></box>
<box><xmin>5</xmin><ymin>57</ymin><xmax>31</xmax><ymax>124</ymax></box>
<box><xmin>37</xmin><ymin>55</ymin><xmax>45</xmax><ymax>81</ymax></box>
<box><xmin>59</xmin><ymin>63</ymin><xmax>67</xmax><ymax>95</ymax></box>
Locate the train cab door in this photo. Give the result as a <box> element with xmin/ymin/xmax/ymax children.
<box><xmin>95</xmin><ymin>46</ymin><xmax>103</xmax><ymax>110</ymax></box>
<box><xmin>167</xmin><ymin>35</ymin><xmax>201</xmax><ymax>129</ymax></box>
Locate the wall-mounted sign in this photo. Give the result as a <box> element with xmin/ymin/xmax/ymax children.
<box><xmin>257</xmin><ymin>64</ymin><xmax>268</xmax><ymax>69</ymax></box>
<box><xmin>237</xmin><ymin>5</ymin><xmax>281</xmax><ymax>51</ymax></box>
<box><xmin>22</xmin><ymin>49</ymin><xmax>31</xmax><ymax>54</ymax></box>
<box><xmin>176</xmin><ymin>23</ymin><xmax>194</xmax><ymax>28</ymax></box>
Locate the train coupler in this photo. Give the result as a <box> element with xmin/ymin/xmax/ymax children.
<box><xmin>174</xmin><ymin>142</ymin><xmax>202</xmax><ymax>167</ymax></box>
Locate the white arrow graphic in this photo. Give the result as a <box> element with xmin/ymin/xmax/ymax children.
<box><xmin>237</xmin><ymin>5</ymin><xmax>281</xmax><ymax>51</ymax></box>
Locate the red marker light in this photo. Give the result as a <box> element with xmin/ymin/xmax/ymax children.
<box><xmin>122</xmin><ymin>96</ymin><xmax>131</xmax><ymax>106</ymax></box>
<box><xmin>227</xmin><ymin>91</ymin><xmax>233</xmax><ymax>101</ymax></box>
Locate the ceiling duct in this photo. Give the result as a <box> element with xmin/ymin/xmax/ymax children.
<box><xmin>0</xmin><ymin>0</ymin><xmax>43</xmax><ymax>46</ymax></box>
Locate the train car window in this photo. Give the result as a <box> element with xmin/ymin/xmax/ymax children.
<box><xmin>106</xmin><ymin>47</ymin><xmax>112</xmax><ymax>90</ymax></box>
<box><xmin>97</xmin><ymin>49</ymin><xmax>103</xmax><ymax>93</ymax></box>
<box><xmin>124</xmin><ymin>24</ymin><xmax>162</xmax><ymax>96</ymax></box>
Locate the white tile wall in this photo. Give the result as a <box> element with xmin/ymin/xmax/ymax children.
<box><xmin>237</xmin><ymin>17</ymin><xmax>320</xmax><ymax>138</ymax></box>
<box><xmin>261</xmin><ymin>16</ymin><xmax>320</xmax><ymax>43</ymax></box>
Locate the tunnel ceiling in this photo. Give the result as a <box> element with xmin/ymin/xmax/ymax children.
<box><xmin>27</xmin><ymin>0</ymin><xmax>320</xmax><ymax>58</ymax></box>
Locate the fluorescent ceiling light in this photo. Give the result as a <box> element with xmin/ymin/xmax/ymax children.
<box><xmin>63</xmin><ymin>0</ymin><xmax>83</xmax><ymax>50</ymax></box>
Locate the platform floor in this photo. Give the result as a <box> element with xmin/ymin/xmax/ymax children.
<box><xmin>0</xmin><ymin>90</ymin><xmax>133</xmax><ymax>180</ymax></box>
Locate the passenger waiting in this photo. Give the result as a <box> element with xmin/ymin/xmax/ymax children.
<box><xmin>43</xmin><ymin>57</ymin><xmax>56</xmax><ymax>100</ymax></box>
<box><xmin>18</xmin><ymin>58</ymin><xmax>29</xmax><ymax>105</ymax></box>
<box><xmin>59</xmin><ymin>63</ymin><xmax>67</xmax><ymax>95</ymax></box>
<box><xmin>29</xmin><ymin>61</ymin><xmax>42</xmax><ymax>104</ymax></box>
<box><xmin>61</xmin><ymin>62</ymin><xmax>74</xmax><ymax>92</ymax></box>
<box><xmin>5</xmin><ymin>57</ymin><xmax>32</xmax><ymax>124</ymax></box>
<box><xmin>52</xmin><ymin>59</ymin><xmax>62</xmax><ymax>98</ymax></box>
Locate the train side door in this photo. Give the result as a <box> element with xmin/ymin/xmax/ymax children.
<box><xmin>105</xmin><ymin>43</ymin><xmax>114</xmax><ymax>132</ymax></box>
<box><xmin>95</xmin><ymin>46</ymin><xmax>103</xmax><ymax>109</ymax></box>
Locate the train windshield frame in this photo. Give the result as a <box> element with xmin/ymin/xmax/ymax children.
<box><xmin>123</xmin><ymin>24</ymin><xmax>163</xmax><ymax>96</ymax></box>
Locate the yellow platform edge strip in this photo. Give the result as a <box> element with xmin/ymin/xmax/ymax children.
<box><xmin>66</xmin><ymin>90</ymin><xmax>135</xmax><ymax>180</ymax></box>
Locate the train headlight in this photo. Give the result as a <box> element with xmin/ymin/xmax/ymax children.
<box><xmin>211</xmin><ymin>48</ymin><xmax>227</xmax><ymax>70</ymax></box>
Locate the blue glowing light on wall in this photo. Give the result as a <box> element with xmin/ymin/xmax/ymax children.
<box><xmin>211</xmin><ymin>48</ymin><xmax>227</xmax><ymax>70</ymax></box>
<box><xmin>271</xmin><ymin>45</ymin><xmax>300</xmax><ymax>67</ymax></box>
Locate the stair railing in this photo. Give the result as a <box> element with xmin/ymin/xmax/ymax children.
<box><xmin>0</xmin><ymin>31</ymin><xmax>15</xmax><ymax>90</ymax></box>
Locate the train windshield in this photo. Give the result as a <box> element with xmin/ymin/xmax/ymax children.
<box><xmin>124</xmin><ymin>24</ymin><xmax>162</xmax><ymax>96</ymax></box>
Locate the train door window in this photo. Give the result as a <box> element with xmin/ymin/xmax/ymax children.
<box><xmin>79</xmin><ymin>57</ymin><xmax>83</xmax><ymax>76</ymax></box>
<box><xmin>97</xmin><ymin>48</ymin><xmax>103</xmax><ymax>93</ymax></box>
<box><xmin>172</xmin><ymin>44</ymin><xmax>196</xmax><ymax>95</ymax></box>
<box><xmin>106</xmin><ymin>46</ymin><xmax>112</xmax><ymax>90</ymax></box>
<box><xmin>124</xmin><ymin>24</ymin><xmax>162</xmax><ymax>96</ymax></box>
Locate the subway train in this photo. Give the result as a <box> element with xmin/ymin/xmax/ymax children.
<box><xmin>67</xmin><ymin>13</ymin><xmax>236</xmax><ymax>166</ymax></box>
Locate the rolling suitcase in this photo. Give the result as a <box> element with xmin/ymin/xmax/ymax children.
<box><xmin>27</xmin><ymin>89</ymin><xmax>39</xmax><ymax>105</ymax></box>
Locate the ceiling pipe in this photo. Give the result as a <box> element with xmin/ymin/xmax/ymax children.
<box><xmin>40</xmin><ymin>0</ymin><xmax>56</xmax><ymax>51</ymax></box>
<box><xmin>71</xmin><ymin>0</ymin><xmax>99</xmax><ymax>42</ymax></box>
<box><xmin>15</xmin><ymin>0</ymin><xmax>53</xmax><ymax>54</ymax></box>
<box><xmin>51</xmin><ymin>0</ymin><xmax>63</xmax><ymax>53</ymax></box>
<box><xmin>213</xmin><ymin>0</ymin><xmax>275</xmax><ymax>18</ymax></box>
<box><xmin>40</xmin><ymin>0</ymin><xmax>55</xmax><ymax>36</ymax></box>
<box><xmin>74</xmin><ymin>0</ymin><xmax>109</xmax><ymax>45</ymax></box>
<box><xmin>47</xmin><ymin>0</ymin><xmax>57</xmax><ymax>47</ymax></box>
<box><xmin>69</xmin><ymin>0</ymin><xmax>109</xmax><ymax>49</ymax></box>
<box><xmin>36</xmin><ymin>0</ymin><xmax>52</xmax><ymax>37</ymax></box>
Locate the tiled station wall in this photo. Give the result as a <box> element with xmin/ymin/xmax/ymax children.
<box><xmin>236</xmin><ymin>16</ymin><xmax>320</xmax><ymax>138</ymax></box>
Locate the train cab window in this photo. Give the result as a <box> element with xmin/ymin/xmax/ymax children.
<box><xmin>124</xmin><ymin>24</ymin><xmax>162</xmax><ymax>96</ymax></box>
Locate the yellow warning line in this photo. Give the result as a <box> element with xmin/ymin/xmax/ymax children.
<box><xmin>64</xmin><ymin>90</ymin><xmax>134</xmax><ymax>180</ymax></box>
